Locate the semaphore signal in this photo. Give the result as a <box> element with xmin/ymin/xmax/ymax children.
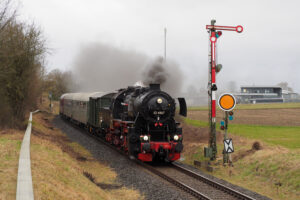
<box><xmin>204</xmin><ymin>19</ymin><xmax>243</xmax><ymax>160</ymax></box>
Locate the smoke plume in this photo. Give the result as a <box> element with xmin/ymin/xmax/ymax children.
<box><xmin>142</xmin><ymin>57</ymin><xmax>183</xmax><ymax>96</ymax></box>
<box><xmin>72</xmin><ymin>42</ymin><xmax>183</xmax><ymax>96</ymax></box>
<box><xmin>72</xmin><ymin>42</ymin><xmax>148</xmax><ymax>92</ymax></box>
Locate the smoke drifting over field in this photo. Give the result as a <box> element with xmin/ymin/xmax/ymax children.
<box><xmin>72</xmin><ymin>42</ymin><xmax>183</xmax><ymax>96</ymax></box>
<box><xmin>72</xmin><ymin>43</ymin><xmax>147</xmax><ymax>92</ymax></box>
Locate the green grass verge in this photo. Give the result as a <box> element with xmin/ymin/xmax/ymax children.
<box><xmin>188</xmin><ymin>102</ymin><xmax>300</xmax><ymax>111</ymax></box>
<box><xmin>184</xmin><ymin>118</ymin><xmax>209</xmax><ymax>127</ymax></box>
<box><xmin>235</xmin><ymin>152</ymin><xmax>300</xmax><ymax>199</ymax></box>
<box><xmin>184</xmin><ymin>118</ymin><xmax>300</xmax><ymax>149</ymax></box>
<box><xmin>229</xmin><ymin>124</ymin><xmax>300</xmax><ymax>149</ymax></box>
<box><xmin>0</xmin><ymin>135</ymin><xmax>22</xmax><ymax>199</ymax></box>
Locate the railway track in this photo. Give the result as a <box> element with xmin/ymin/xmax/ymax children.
<box><xmin>63</xmin><ymin>118</ymin><xmax>256</xmax><ymax>200</ymax></box>
<box><xmin>170</xmin><ymin>163</ymin><xmax>256</xmax><ymax>200</ymax></box>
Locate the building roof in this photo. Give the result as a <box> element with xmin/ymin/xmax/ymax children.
<box><xmin>235</xmin><ymin>93</ymin><xmax>279</xmax><ymax>96</ymax></box>
<box><xmin>282</xmin><ymin>90</ymin><xmax>298</xmax><ymax>95</ymax></box>
<box><xmin>241</xmin><ymin>85</ymin><xmax>282</xmax><ymax>89</ymax></box>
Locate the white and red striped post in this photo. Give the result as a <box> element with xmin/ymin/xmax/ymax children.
<box><xmin>206</xmin><ymin>20</ymin><xmax>243</xmax><ymax>160</ymax></box>
<box><xmin>210</xmin><ymin>31</ymin><xmax>217</xmax><ymax>121</ymax></box>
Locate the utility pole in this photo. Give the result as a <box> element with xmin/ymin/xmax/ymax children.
<box><xmin>164</xmin><ymin>27</ymin><xmax>167</xmax><ymax>61</ymax></box>
<box><xmin>48</xmin><ymin>92</ymin><xmax>52</xmax><ymax>113</ymax></box>
<box><xmin>208</xmin><ymin>19</ymin><xmax>217</xmax><ymax>161</ymax></box>
<box><xmin>223</xmin><ymin>111</ymin><xmax>229</xmax><ymax>163</ymax></box>
<box><xmin>205</xmin><ymin>20</ymin><xmax>243</xmax><ymax>160</ymax></box>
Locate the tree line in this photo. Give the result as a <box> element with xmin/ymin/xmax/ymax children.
<box><xmin>0</xmin><ymin>1</ymin><xmax>73</xmax><ymax>128</ymax></box>
<box><xmin>42</xmin><ymin>69</ymin><xmax>75</xmax><ymax>101</ymax></box>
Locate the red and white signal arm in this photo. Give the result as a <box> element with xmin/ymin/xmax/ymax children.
<box><xmin>218</xmin><ymin>93</ymin><xmax>236</xmax><ymax>111</ymax></box>
<box><xmin>236</xmin><ymin>25</ymin><xmax>243</xmax><ymax>33</ymax></box>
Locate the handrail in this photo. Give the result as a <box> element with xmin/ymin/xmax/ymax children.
<box><xmin>16</xmin><ymin>110</ymin><xmax>39</xmax><ymax>200</ymax></box>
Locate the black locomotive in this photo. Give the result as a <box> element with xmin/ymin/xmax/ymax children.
<box><xmin>60</xmin><ymin>84</ymin><xmax>187</xmax><ymax>162</ymax></box>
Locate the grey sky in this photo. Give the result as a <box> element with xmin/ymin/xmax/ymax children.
<box><xmin>19</xmin><ymin>0</ymin><xmax>300</xmax><ymax>92</ymax></box>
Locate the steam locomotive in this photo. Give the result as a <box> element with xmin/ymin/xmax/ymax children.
<box><xmin>59</xmin><ymin>84</ymin><xmax>187</xmax><ymax>162</ymax></box>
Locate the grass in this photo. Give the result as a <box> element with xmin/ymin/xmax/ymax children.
<box><xmin>182</xmin><ymin>113</ymin><xmax>300</xmax><ymax>199</ymax></box>
<box><xmin>0</xmin><ymin>130</ymin><xmax>23</xmax><ymax>200</ymax></box>
<box><xmin>188</xmin><ymin>102</ymin><xmax>300</xmax><ymax>111</ymax></box>
<box><xmin>184</xmin><ymin>118</ymin><xmax>300</xmax><ymax>149</ymax></box>
<box><xmin>188</xmin><ymin>106</ymin><xmax>209</xmax><ymax>111</ymax></box>
<box><xmin>213</xmin><ymin>148</ymin><xmax>300</xmax><ymax>200</ymax></box>
<box><xmin>1</xmin><ymin>109</ymin><xmax>142</xmax><ymax>199</ymax></box>
<box><xmin>184</xmin><ymin>118</ymin><xmax>209</xmax><ymax>127</ymax></box>
<box><xmin>183</xmin><ymin>102</ymin><xmax>300</xmax><ymax>199</ymax></box>
<box><xmin>181</xmin><ymin>129</ymin><xmax>300</xmax><ymax>200</ymax></box>
<box><xmin>228</xmin><ymin>124</ymin><xmax>300</xmax><ymax>149</ymax></box>
<box><xmin>30</xmin><ymin>112</ymin><xmax>143</xmax><ymax>200</ymax></box>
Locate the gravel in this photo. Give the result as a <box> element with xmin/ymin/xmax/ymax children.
<box><xmin>53</xmin><ymin>116</ymin><xmax>270</xmax><ymax>200</ymax></box>
<box><xmin>174</xmin><ymin>162</ymin><xmax>271</xmax><ymax>200</ymax></box>
<box><xmin>53</xmin><ymin>116</ymin><xmax>195</xmax><ymax>200</ymax></box>
<box><xmin>155</xmin><ymin>166</ymin><xmax>238</xmax><ymax>200</ymax></box>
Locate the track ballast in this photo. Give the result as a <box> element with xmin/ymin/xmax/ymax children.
<box><xmin>63</xmin><ymin>117</ymin><xmax>257</xmax><ymax>200</ymax></box>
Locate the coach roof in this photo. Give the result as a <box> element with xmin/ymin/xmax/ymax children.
<box><xmin>61</xmin><ymin>92</ymin><xmax>99</xmax><ymax>101</ymax></box>
<box><xmin>60</xmin><ymin>92</ymin><xmax>116</xmax><ymax>101</ymax></box>
<box><xmin>90</xmin><ymin>91</ymin><xmax>116</xmax><ymax>99</ymax></box>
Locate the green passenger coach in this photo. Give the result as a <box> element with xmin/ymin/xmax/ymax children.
<box><xmin>60</xmin><ymin>92</ymin><xmax>116</xmax><ymax>131</ymax></box>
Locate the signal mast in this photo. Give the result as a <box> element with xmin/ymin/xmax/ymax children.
<box><xmin>164</xmin><ymin>27</ymin><xmax>167</xmax><ymax>61</ymax></box>
<box><xmin>205</xmin><ymin>20</ymin><xmax>243</xmax><ymax>160</ymax></box>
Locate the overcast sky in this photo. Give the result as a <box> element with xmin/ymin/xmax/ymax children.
<box><xmin>19</xmin><ymin>0</ymin><xmax>300</xmax><ymax>92</ymax></box>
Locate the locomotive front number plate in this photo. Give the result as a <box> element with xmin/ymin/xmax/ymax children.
<box><xmin>153</xmin><ymin>111</ymin><xmax>165</xmax><ymax>115</ymax></box>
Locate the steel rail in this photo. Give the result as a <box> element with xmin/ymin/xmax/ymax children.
<box><xmin>137</xmin><ymin>161</ymin><xmax>212</xmax><ymax>200</ymax></box>
<box><xmin>172</xmin><ymin>163</ymin><xmax>256</xmax><ymax>200</ymax></box>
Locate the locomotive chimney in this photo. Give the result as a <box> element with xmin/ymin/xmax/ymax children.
<box><xmin>149</xmin><ymin>84</ymin><xmax>161</xmax><ymax>90</ymax></box>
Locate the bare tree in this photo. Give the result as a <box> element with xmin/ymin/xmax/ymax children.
<box><xmin>277</xmin><ymin>82</ymin><xmax>293</xmax><ymax>92</ymax></box>
<box><xmin>0</xmin><ymin>0</ymin><xmax>16</xmax><ymax>33</ymax></box>
<box><xmin>43</xmin><ymin>69</ymin><xmax>75</xmax><ymax>100</ymax></box>
<box><xmin>0</xmin><ymin>2</ymin><xmax>46</xmax><ymax>128</ymax></box>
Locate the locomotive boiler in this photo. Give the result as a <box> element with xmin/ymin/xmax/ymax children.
<box><xmin>60</xmin><ymin>84</ymin><xmax>187</xmax><ymax>162</ymax></box>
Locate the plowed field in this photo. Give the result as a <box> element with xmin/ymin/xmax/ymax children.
<box><xmin>188</xmin><ymin>108</ymin><xmax>300</xmax><ymax>126</ymax></box>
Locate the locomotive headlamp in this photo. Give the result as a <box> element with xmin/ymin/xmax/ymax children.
<box><xmin>157</xmin><ymin>98</ymin><xmax>163</xmax><ymax>104</ymax></box>
<box><xmin>174</xmin><ymin>135</ymin><xmax>179</xmax><ymax>141</ymax></box>
<box><xmin>143</xmin><ymin>135</ymin><xmax>149</xmax><ymax>141</ymax></box>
